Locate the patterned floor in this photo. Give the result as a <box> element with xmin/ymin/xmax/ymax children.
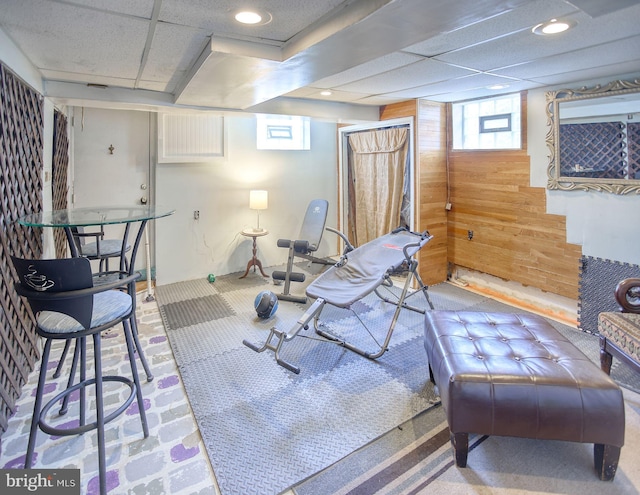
<box><xmin>3</xmin><ymin>278</ymin><xmax>633</xmax><ymax>495</ymax></box>
<box><xmin>0</xmin><ymin>292</ymin><xmax>222</xmax><ymax>495</ymax></box>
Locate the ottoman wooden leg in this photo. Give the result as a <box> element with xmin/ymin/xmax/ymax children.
<box><xmin>450</xmin><ymin>431</ymin><xmax>469</xmax><ymax>467</ymax></box>
<box><xmin>594</xmin><ymin>443</ymin><xmax>620</xmax><ymax>481</ymax></box>
<box><xmin>599</xmin><ymin>336</ymin><xmax>613</xmax><ymax>375</ymax></box>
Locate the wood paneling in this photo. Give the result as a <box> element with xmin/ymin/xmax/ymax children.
<box><xmin>447</xmin><ymin>149</ymin><xmax>581</xmax><ymax>298</ymax></box>
<box><xmin>380</xmin><ymin>100</ymin><xmax>448</xmax><ymax>286</ymax></box>
<box><xmin>447</xmin><ymin>93</ymin><xmax>581</xmax><ymax>299</ymax></box>
<box><xmin>380</xmin><ymin>100</ymin><xmax>416</xmax><ymax>121</ymax></box>
<box><xmin>381</xmin><ymin>92</ymin><xmax>580</xmax><ymax>299</ymax></box>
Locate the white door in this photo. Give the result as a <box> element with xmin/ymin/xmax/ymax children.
<box><xmin>71</xmin><ymin>107</ymin><xmax>152</xmax><ymax>272</ymax></box>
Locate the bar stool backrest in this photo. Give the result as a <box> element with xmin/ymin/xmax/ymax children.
<box><xmin>11</xmin><ymin>256</ymin><xmax>95</xmax><ymax>330</ymax></box>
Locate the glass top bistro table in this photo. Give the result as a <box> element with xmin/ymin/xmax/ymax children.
<box><xmin>18</xmin><ymin>205</ymin><xmax>175</xmax><ymax>381</ymax></box>
<box><xmin>19</xmin><ymin>205</ymin><xmax>175</xmax><ymax>261</ymax></box>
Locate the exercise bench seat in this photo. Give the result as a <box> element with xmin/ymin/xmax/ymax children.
<box><xmin>272</xmin><ymin>199</ymin><xmax>330</xmax><ymax>303</ymax></box>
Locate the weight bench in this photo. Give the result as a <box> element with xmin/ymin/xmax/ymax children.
<box><xmin>424</xmin><ymin>310</ymin><xmax>625</xmax><ymax>481</ymax></box>
<box><xmin>245</xmin><ymin>227</ymin><xmax>434</xmax><ymax>373</ymax></box>
<box><xmin>272</xmin><ymin>199</ymin><xmax>333</xmax><ymax>303</ymax></box>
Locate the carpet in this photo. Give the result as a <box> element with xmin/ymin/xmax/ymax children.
<box><xmin>157</xmin><ymin>267</ymin><xmax>640</xmax><ymax>495</ymax></box>
<box><xmin>294</xmin><ymin>387</ymin><xmax>640</xmax><ymax>495</ymax></box>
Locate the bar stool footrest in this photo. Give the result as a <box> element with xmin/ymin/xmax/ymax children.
<box><xmin>39</xmin><ymin>375</ymin><xmax>136</xmax><ymax>437</ymax></box>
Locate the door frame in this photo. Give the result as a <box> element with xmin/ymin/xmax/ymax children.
<box><xmin>337</xmin><ymin>117</ymin><xmax>415</xmax><ymax>238</ymax></box>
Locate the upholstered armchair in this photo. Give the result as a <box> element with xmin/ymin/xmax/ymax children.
<box><xmin>598</xmin><ymin>278</ymin><xmax>640</xmax><ymax>375</ymax></box>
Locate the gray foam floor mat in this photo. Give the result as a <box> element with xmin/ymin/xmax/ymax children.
<box><xmin>578</xmin><ymin>256</ymin><xmax>640</xmax><ymax>334</ymax></box>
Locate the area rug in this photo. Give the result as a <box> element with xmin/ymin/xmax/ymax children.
<box><xmin>156</xmin><ymin>267</ymin><xmax>640</xmax><ymax>495</ymax></box>
<box><xmin>294</xmin><ymin>386</ymin><xmax>640</xmax><ymax>495</ymax></box>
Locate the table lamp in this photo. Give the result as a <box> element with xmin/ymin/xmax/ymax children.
<box><xmin>249</xmin><ymin>190</ymin><xmax>268</xmax><ymax>232</ymax></box>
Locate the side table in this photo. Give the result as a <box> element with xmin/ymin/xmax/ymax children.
<box><xmin>240</xmin><ymin>228</ymin><xmax>269</xmax><ymax>278</ymax></box>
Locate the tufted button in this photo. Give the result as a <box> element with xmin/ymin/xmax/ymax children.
<box><xmin>514</xmin><ymin>356</ymin><xmax>521</xmax><ymax>361</ymax></box>
<box><xmin>501</xmin><ymin>338</ymin><xmax>508</xmax><ymax>342</ymax></box>
<box><xmin>477</xmin><ymin>355</ymin><xmax>484</xmax><ymax>360</ymax></box>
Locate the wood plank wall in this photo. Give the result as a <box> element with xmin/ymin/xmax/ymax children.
<box><xmin>380</xmin><ymin>100</ymin><xmax>448</xmax><ymax>286</ymax></box>
<box><xmin>447</xmin><ymin>93</ymin><xmax>581</xmax><ymax>299</ymax></box>
<box><xmin>380</xmin><ymin>93</ymin><xmax>582</xmax><ymax>299</ymax></box>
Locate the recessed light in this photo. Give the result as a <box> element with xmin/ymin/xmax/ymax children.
<box><xmin>532</xmin><ymin>18</ymin><xmax>576</xmax><ymax>35</ymax></box>
<box><xmin>235</xmin><ymin>11</ymin><xmax>261</xmax><ymax>24</ymax></box>
<box><xmin>320</xmin><ymin>90</ymin><xmax>332</xmax><ymax>96</ymax></box>
<box><xmin>487</xmin><ymin>84</ymin><xmax>509</xmax><ymax>90</ymax></box>
<box><xmin>233</xmin><ymin>9</ymin><xmax>272</xmax><ymax>26</ymax></box>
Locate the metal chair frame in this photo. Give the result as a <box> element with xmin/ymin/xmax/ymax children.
<box><xmin>11</xmin><ymin>256</ymin><xmax>149</xmax><ymax>495</ymax></box>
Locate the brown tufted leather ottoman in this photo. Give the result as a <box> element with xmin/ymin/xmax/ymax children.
<box><xmin>424</xmin><ymin>310</ymin><xmax>625</xmax><ymax>481</ymax></box>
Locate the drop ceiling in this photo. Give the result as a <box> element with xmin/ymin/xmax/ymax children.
<box><xmin>1</xmin><ymin>0</ymin><xmax>640</xmax><ymax>116</ymax></box>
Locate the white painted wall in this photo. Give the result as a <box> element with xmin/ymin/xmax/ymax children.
<box><xmin>527</xmin><ymin>81</ymin><xmax>640</xmax><ymax>266</ymax></box>
<box><xmin>155</xmin><ymin>114</ymin><xmax>339</xmax><ymax>284</ymax></box>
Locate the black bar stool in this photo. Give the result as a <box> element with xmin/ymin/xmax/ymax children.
<box><xmin>11</xmin><ymin>256</ymin><xmax>149</xmax><ymax>495</ymax></box>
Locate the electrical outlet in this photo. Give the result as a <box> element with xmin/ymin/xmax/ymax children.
<box><xmin>467</xmin><ymin>230</ymin><xmax>474</xmax><ymax>240</ymax></box>
<box><xmin>445</xmin><ymin>202</ymin><xmax>452</xmax><ymax>210</ymax></box>
<box><xmin>194</xmin><ymin>210</ymin><xmax>200</xmax><ymax>220</ymax></box>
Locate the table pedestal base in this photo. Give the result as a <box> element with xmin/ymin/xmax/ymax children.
<box><xmin>240</xmin><ymin>232</ymin><xmax>268</xmax><ymax>279</ymax></box>
<box><xmin>240</xmin><ymin>257</ymin><xmax>268</xmax><ymax>278</ymax></box>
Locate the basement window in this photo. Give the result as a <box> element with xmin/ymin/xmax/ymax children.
<box><xmin>452</xmin><ymin>94</ymin><xmax>521</xmax><ymax>150</ymax></box>
<box><xmin>257</xmin><ymin>114</ymin><xmax>310</xmax><ymax>150</ymax></box>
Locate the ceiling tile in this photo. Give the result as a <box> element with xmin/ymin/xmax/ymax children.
<box><xmin>335</xmin><ymin>59</ymin><xmax>477</xmax><ymax>94</ymax></box>
<box><xmin>403</xmin><ymin>0</ymin><xmax>578</xmax><ymax>57</ymax></box>
<box><xmin>0</xmin><ymin>0</ymin><xmax>150</xmax><ymax>79</ymax></box>
<box><xmin>528</xmin><ymin>65</ymin><xmax>640</xmax><ymax>88</ymax></box>
<box><xmin>285</xmin><ymin>86</ymin><xmax>371</xmax><ymax>103</ymax></box>
<box><xmin>565</xmin><ymin>0</ymin><xmax>640</xmax><ymax>17</ymax></box>
<box><xmin>3</xmin><ymin>0</ymin><xmax>640</xmax><ymax>113</ymax></box>
<box><xmin>394</xmin><ymin>72</ymin><xmax>523</xmax><ymax>97</ymax></box>
<box><xmin>423</xmin><ymin>80</ymin><xmax>545</xmax><ymax>103</ymax></box>
<box><xmin>141</xmin><ymin>22</ymin><xmax>210</xmax><ymax>91</ymax></box>
<box><xmin>310</xmin><ymin>52</ymin><xmax>425</xmax><ymax>89</ymax></box>
<box><xmin>436</xmin><ymin>4</ymin><xmax>640</xmax><ymax>72</ymax></box>
<box><xmin>158</xmin><ymin>0</ymin><xmax>347</xmax><ymax>43</ymax></box>
<box><xmin>60</xmin><ymin>0</ymin><xmax>155</xmax><ymax>18</ymax></box>
<box><xmin>492</xmin><ymin>35</ymin><xmax>640</xmax><ymax>81</ymax></box>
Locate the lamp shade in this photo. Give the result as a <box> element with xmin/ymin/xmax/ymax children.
<box><xmin>249</xmin><ymin>190</ymin><xmax>268</xmax><ymax>210</ymax></box>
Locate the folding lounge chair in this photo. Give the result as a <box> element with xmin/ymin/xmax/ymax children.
<box><xmin>244</xmin><ymin>227</ymin><xmax>434</xmax><ymax>373</ymax></box>
<box><xmin>272</xmin><ymin>198</ymin><xmax>333</xmax><ymax>303</ymax></box>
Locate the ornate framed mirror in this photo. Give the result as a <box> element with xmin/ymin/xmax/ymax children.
<box><xmin>546</xmin><ymin>78</ymin><xmax>640</xmax><ymax>194</ymax></box>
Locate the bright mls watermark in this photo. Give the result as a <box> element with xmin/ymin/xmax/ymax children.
<box><xmin>0</xmin><ymin>469</ymin><xmax>80</xmax><ymax>494</ymax></box>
